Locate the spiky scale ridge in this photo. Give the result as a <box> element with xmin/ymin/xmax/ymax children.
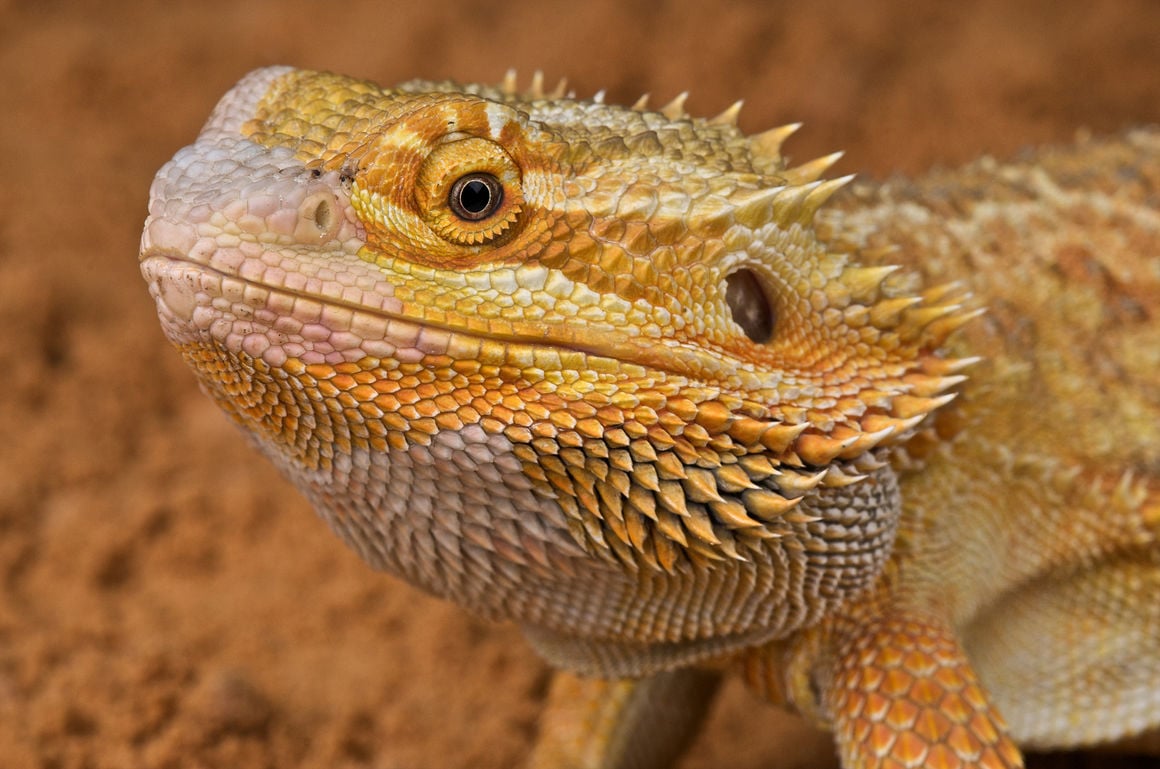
<box><xmin>750</xmin><ymin>122</ymin><xmax>802</xmax><ymax>166</ymax></box>
<box><xmin>782</xmin><ymin>151</ymin><xmax>846</xmax><ymax>185</ymax></box>
<box><xmin>709</xmin><ymin>100</ymin><xmax>744</xmax><ymax>126</ymax></box>
<box><xmin>659</xmin><ymin>91</ymin><xmax>689</xmax><ymax>120</ymax></box>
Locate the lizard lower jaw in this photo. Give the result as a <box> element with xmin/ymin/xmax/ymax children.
<box><xmin>140</xmin><ymin>251</ymin><xmax>742</xmax><ymax>383</ymax></box>
<box><xmin>141</xmin><ymin>253</ymin><xmax>482</xmax><ymax>368</ymax></box>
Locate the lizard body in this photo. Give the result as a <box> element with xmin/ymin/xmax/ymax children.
<box><xmin>140</xmin><ymin>67</ymin><xmax>1160</xmax><ymax>768</ymax></box>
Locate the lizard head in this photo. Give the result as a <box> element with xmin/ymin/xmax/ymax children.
<box><xmin>141</xmin><ymin>68</ymin><xmax>976</xmax><ymax>660</ymax></box>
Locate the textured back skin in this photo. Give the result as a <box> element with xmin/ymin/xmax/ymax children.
<box><xmin>820</xmin><ymin>136</ymin><xmax>1160</xmax><ymax>747</ymax></box>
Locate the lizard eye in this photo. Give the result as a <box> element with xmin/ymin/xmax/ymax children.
<box><xmin>415</xmin><ymin>137</ymin><xmax>523</xmax><ymax>247</ymax></box>
<box><xmin>449</xmin><ymin>173</ymin><xmax>504</xmax><ymax>221</ymax></box>
<box><xmin>725</xmin><ymin>268</ymin><xmax>776</xmax><ymax>343</ymax></box>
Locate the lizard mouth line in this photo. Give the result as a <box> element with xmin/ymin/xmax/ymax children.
<box><xmin>141</xmin><ymin>252</ymin><xmax>737</xmax><ymax>382</ymax></box>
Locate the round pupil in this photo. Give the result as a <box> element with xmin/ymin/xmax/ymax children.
<box><xmin>450</xmin><ymin>173</ymin><xmax>503</xmax><ymax>221</ymax></box>
<box><xmin>459</xmin><ymin>179</ymin><xmax>492</xmax><ymax>213</ymax></box>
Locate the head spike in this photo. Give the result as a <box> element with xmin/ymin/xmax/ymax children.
<box><xmin>783</xmin><ymin>508</ymin><xmax>823</xmax><ymax>525</ymax></box>
<box><xmin>654</xmin><ymin>534</ymin><xmax>681</xmax><ymax>573</ymax></box>
<box><xmin>681</xmin><ymin>505</ymin><xmax>721</xmax><ymax>544</ymax></box>
<box><xmin>592</xmin><ymin>89</ymin><xmax>606</xmax><ymax>104</ymax></box>
<box><xmin>742</xmin><ymin>489</ymin><xmax>802</xmax><ymax>521</ymax></box>
<box><xmin>799</xmin><ymin>174</ymin><xmax>855</xmax><ymax>223</ymax></box>
<box><xmin>628</xmin><ymin>486</ymin><xmax>658</xmax><ymax>521</ymax></box>
<box><xmin>852</xmin><ymin>452</ymin><xmax>889</xmax><ymax>473</ymax></box>
<box><xmin>731</xmin><ymin>185</ymin><xmax>788</xmax><ymax>229</ymax></box>
<box><xmin>737</xmin><ymin>453</ymin><xmax>777</xmax><ymax>480</ymax></box>
<box><xmin>654</xmin><ymin>451</ymin><xmax>688</xmax><ymax>481</ymax></box>
<box><xmin>712</xmin><ymin>529</ymin><xmax>748</xmax><ymax>561</ymax></box>
<box><xmin>655</xmin><ymin>510</ymin><xmax>689</xmax><ymax>548</ymax></box>
<box><xmin>870</xmin><ymin>296</ymin><xmax>924</xmax><ymax>327</ymax></box>
<box><xmin>750</xmin><ymin>122</ymin><xmax>802</xmax><ymax>164</ymax></box>
<box><xmin>660</xmin><ymin>92</ymin><xmax>689</xmax><ymax>120</ymax></box>
<box><xmin>549</xmin><ymin>77</ymin><xmax>569</xmax><ymax>99</ymax></box>
<box><xmin>774</xmin><ymin>468</ymin><xmax>828</xmax><ymax>497</ymax></box>
<box><xmin>530</xmin><ymin>70</ymin><xmax>545</xmax><ymax>98</ymax></box>
<box><xmin>709</xmin><ymin>99</ymin><xmax>744</xmax><ymax>126</ymax></box>
<box><xmin>924</xmin><ymin>307</ymin><xmax>986</xmax><ymax>344</ymax></box>
<box><xmin>922</xmin><ymin>355</ymin><xmax>983</xmax><ymax>376</ymax></box>
<box><xmin>860</xmin><ymin>413</ymin><xmax>926</xmax><ymax>440</ymax></box>
<box><xmin>769</xmin><ymin>182</ymin><xmax>819</xmax><ymax>226</ymax></box>
<box><xmin>781</xmin><ymin>151</ymin><xmax>846</xmax><ymax>185</ymax></box>
<box><xmin>891</xmin><ymin>393</ymin><xmax>958</xmax><ymax>420</ymax></box>
<box><xmin>657</xmin><ymin>480</ymin><xmax>690</xmax><ymax>518</ymax></box>
<box><xmin>906</xmin><ymin>375</ymin><xmax>968</xmax><ymax>398</ymax></box>
<box><xmin>821</xmin><ymin>465</ymin><xmax>869</xmax><ymax>488</ymax></box>
<box><xmin>631</xmin><ymin>93</ymin><xmax>651</xmax><ymax>111</ymax></box>
<box><xmin>710</xmin><ymin>499</ymin><xmax>764</xmax><ymax>530</ymax></box>
<box><xmin>682</xmin><ymin>468</ymin><xmax>724</xmax><ymax>504</ymax></box>
<box><xmin>501</xmin><ymin>69</ymin><xmax>518</xmax><ymax>97</ymax></box>
<box><xmin>898</xmin><ymin>303</ymin><xmax>965</xmax><ymax>340</ymax></box>
<box><xmin>714</xmin><ymin>463</ymin><xmax>758</xmax><ymax>492</ymax></box>
<box><xmin>794</xmin><ymin>432</ymin><xmax>861</xmax><ymax>466</ymax></box>
<box><xmin>798</xmin><ymin>173</ymin><xmax>853</xmax><ymax>222</ymax></box>
<box><xmin>841</xmin><ymin>265</ymin><xmax>901</xmax><ymax>303</ymax></box>
<box><xmin>760</xmin><ymin>422</ymin><xmax>809</xmax><ymax>453</ymax></box>
<box><xmin>835</xmin><ymin>425</ymin><xmax>898</xmax><ymax>458</ymax></box>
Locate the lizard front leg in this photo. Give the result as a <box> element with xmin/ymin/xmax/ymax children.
<box><xmin>742</xmin><ymin>612</ymin><xmax>1024</xmax><ymax>769</ymax></box>
<box><xmin>528</xmin><ymin>668</ymin><xmax>722</xmax><ymax>769</ymax></box>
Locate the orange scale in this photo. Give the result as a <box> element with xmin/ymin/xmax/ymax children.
<box><xmin>884</xmin><ymin>698</ymin><xmax>922</xmax><ymax>730</ymax></box>
<box><xmin>944</xmin><ymin>724</ymin><xmax>983</xmax><ymax>761</ymax></box>
<box><xmin>394</xmin><ymin>389</ymin><xmax>422</xmax><ymax>406</ymax></box>
<box><xmin>880</xmin><ymin>668</ymin><xmax>917</xmax><ymax>699</ymax></box>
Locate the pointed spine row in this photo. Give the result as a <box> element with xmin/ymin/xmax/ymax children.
<box><xmin>501</xmin><ymin>69</ymin><xmax>571</xmax><ymax>100</ymax></box>
<box><xmin>492</xmin><ymin>72</ymin><xmax>846</xmax><ymax>184</ymax></box>
<box><xmin>723</xmin><ymin>174</ymin><xmax>856</xmax><ymax>231</ymax></box>
<box><xmin>506</xmin><ymin>367</ymin><xmax>971</xmax><ymax>574</ymax></box>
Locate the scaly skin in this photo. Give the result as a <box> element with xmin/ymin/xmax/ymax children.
<box><xmin>139</xmin><ymin>67</ymin><xmax>1160</xmax><ymax>768</ymax></box>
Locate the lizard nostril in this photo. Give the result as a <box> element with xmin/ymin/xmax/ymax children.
<box><xmin>308</xmin><ymin>196</ymin><xmax>331</xmax><ymax>231</ymax></box>
<box><xmin>312</xmin><ymin>198</ymin><xmax>332</xmax><ymax>231</ymax></box>
<box><xmin>725</xmin><ymin>268</ymin><xmax>776</xmax><ymax>344</ymax></box>
<box><xmin>296</xmin><ymin>192</ymin><xmax>339</xmax><ymax>241</ymax></box>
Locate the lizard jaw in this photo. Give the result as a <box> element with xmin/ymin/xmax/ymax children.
<box><xmin>140</xmin><ymin>251</ymin><xmax>741</xmax><ymax>383</ymax></box>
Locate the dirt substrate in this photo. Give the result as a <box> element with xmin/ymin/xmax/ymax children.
<box><xmin>1</xmin><ymin>2</ymin><xmax>1158</xmax><ymax>767</ymax></box>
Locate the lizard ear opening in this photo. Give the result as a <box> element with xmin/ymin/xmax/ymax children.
<box><xmin>725</xmin><ymin>268</ymin><xmax>776</xmax><ymax>344</ymax></box>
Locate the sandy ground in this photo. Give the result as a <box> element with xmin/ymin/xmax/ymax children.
<box><xmin>1</xmin><ymin>1</ymin><xmax>1158</xmax><ymax>767</ymax></box>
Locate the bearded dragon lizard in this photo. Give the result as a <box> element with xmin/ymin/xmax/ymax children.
<box><xmin>139</xmin><ymin>66</ymin><xmax>1160</xmax><ymax>769</ymax></box>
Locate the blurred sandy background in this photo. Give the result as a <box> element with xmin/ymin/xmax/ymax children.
<box><xmin>1</xmin><ymin>1</ymin><xmax>1157</xmax><ymax>767</ymax></box>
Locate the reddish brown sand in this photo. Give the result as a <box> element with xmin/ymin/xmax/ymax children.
<box><xmin>1</xmin><ymin>2</ymin><xmax>1158</xmax><ymax>767</ymax></box>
